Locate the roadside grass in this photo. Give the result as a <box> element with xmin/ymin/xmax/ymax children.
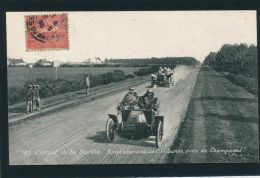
<box><xmin>220</xmin><ymin>72</ymin><xmax>258</xmax><ymax>95</ymax></box>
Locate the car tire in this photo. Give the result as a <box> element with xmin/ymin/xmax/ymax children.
<box><xmin>156</xmin><ymin>120</ymin><xmax>163</xmax><ymax>148</ymax></box>
<box><xmin>106</xmin><ymin>118</ymin><xmax>115</xmax><ymax>143</ymax></box>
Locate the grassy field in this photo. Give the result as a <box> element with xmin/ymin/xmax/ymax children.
<box><xmin>8</xmin><ymin>67</ymin><xmax>147</xmax><ymax>87</ymax></box>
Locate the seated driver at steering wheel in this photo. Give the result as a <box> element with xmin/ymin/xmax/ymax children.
<box><xmin>139</xmin><ymin>89</ymin><xmax>160</xmax><ymax>115</ymax></box>
<box><xmin>118</xmin><ymin>88</ymin><xmax>140</xmax><ymax>110</ymax></box>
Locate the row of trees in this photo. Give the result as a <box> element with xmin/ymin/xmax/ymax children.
<box><xmin>203</xmin><ymin>44</ymin><xmax>257</xmax><ymax>78</ymax></box>
<box><xmin>107</xmin><ymin>57</ymin><xmax>200</xmax><ymax>66</ymax></box>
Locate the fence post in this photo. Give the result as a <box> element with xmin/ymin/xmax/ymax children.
<box><xmin>55</xmin><ymin>67</ymin><xmax>58</xmax><ymax>80</ymax></box>
<box><xmin>29</xmin><ymin>65</ymin><xmax>33</xmax><ymax>82</ymax></box>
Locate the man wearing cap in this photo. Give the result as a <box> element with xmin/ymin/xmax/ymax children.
<box><xmin>139</xmin><ymin>89</ymin><xmax>160</xmax><ymax>115</ymax></box>
<box><xmin>26</xmin><ymin>85</ymin><xmax>33</xmax><ymax>113</ymax></box>
<box><xmin>119</xmin><ymin>88</ymin><xmax>139</xmax><ymax>110</ymax></box>
<box><xmin>35</xmin><ymin>85</ymin><xmax>41</xmax><ymax>111</ymax></box>
<box><xmin>32</xmin><ymin>85</ymin><xmax>37</xmax><ymax>111</ymax></box>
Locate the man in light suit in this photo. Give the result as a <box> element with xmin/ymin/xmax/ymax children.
<box><xmin>86</xmin><ymin>75</ymin><xmax>90</xmax><ymax>94</ymax></box>
<box><xmin>26</xmin><ymin>85</ymin><xmax>33</xmax><ymax>113</ymax></box>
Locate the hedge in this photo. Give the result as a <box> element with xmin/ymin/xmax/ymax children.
<box><xmin>8</xmin><ymin>70</ymin><xmax>127</xmax><ymax>105</ymax></box>
<box><xmin>224</xmin><ymin>73</ymin><xmax>258</xmax><ymax>95</ymax></box>
<box><xmin>134</xmin><ymin>66</ymin><xmax>159</xmax><ymax>76</ymax></box>
<box><xmin>8</xmin><ymin>66</ymin><xmax>173</xmax><ymax>106</ymax></box>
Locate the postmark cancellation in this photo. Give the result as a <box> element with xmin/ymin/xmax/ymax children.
<box><xmin>25</xmin><ymin>13</ymin><xmax>69</xmax><ymax>51</ymax></box>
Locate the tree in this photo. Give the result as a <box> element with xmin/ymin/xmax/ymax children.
<box><xmin>95</xmin><ymin>57</ymin><xmax>101</xmax><ymax>63</ymax></box>
<box><xmin>204</xmin><ymin>43</ymin><xmax>257</xmax><ymax>78</ymax></box>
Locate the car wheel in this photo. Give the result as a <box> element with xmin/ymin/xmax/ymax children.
<box><xmin>156</xmin><ymin>121</ymin><xmax>163</xmax><ymax>148</ymax></box>
<box><xmin>106</xmin><ymin>118</ymin><xmax>115</xmax><ymax>143</ymax></box>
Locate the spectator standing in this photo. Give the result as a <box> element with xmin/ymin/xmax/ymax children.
<box><xmin>32</xmin><ymin>85</ymin><xmax>37</xmax><ymax>111</ymax></box>
<box><xmin>35</xmin><ymin>85</ymin><xmax>41</xmax><ymax>111</ymax></box>
<box><xmin>26</xmin><ymin>85</ymin><xmax>33</xmax><ymax>113</ymax></box>
<box><xmin>86</xmin><ymin>75</ymin><xmax>90</xmax><ymax>94</ymax></box>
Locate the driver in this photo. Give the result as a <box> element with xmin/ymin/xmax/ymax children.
<box><xmin>158</xmin><ymin>66</ymin><xmax>164</xmax><ymax>73</ymax></box>
<box><xmin>139</xmin><ymin>89</ymin><xmax>160</xmax><ymax>115</ymax></box>
<box><xmin>118</xmin><ymin>88</ymin><xmax>140</xmax><ymax>110</ymax></box>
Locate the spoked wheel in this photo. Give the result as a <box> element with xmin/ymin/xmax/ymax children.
<box><xmin>156</xmin><ymin>121</ymin><xmax>163</xmax><ymax>148</ymax></box>
<box><xmin>106</xmin><ymin>118</ymin><xmax>115</xmax><ymax>143</ymax></box>
<box><xmin>168</xmin><ymin>78</ymin><xmax>171</xmax><ymax>88</ymax></box>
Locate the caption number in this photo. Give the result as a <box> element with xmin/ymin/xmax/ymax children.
<box><xmin>22</xmin><ymin>150</ymin><xmax>31</xmax><ymax>156</ymax></box>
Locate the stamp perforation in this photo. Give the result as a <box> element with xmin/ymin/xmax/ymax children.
<box><xmin>25</xmin><ymin>13</ymin><xmax>69</xmax><ymax>52</ymax></box>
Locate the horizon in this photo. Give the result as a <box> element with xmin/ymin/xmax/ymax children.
<box><xmin>7</xmin><ymin>56</ymin><xmax>200</xmax><ymax>63</ymax></box>
<box><xmin>7</xmin><ymin>11</ymin><xmax>257</xmax><ymax>63</ymax></box>
<box><xmin>7</xmin><ymin>42</ymin><xmax>257</xmax><ymax>63</ymax></box>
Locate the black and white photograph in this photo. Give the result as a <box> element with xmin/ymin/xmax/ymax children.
<box><xmin>6</xmin><ymin>11</ymin><xmax>258</xmax><ymax>165</ymax></box>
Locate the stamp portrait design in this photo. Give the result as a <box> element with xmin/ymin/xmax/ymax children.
<box><xmin>25</xmin><ymin>13</ymin><xmax>69</xmax><ymax>51</ymax></box>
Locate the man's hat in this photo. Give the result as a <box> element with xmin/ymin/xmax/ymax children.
<box><xmin>147</xmin><ymin>89</ymin><xmax>153</xmax><ymax>93</ymax></box>
<box><xmin>129</xmin><ymin>88</ymin><xmax>135</xmax><ymax>92</ymax></box>
<box><xmin>32</xmin><ymin>85</ymin><xmax>36</xmax><ymax>88</ymax></box>
<box><xmin>28</xmin><ymin>85</ymin><xmax>32</xmax><ymax>88</ymax></box>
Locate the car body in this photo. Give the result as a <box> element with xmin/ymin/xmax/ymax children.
<box><xmin>151</xmin><ymin>73</ymin><xmax>173</xmax><ymax>88</ymax></box>
<box><xmin>106</xmin><ymin>109</ymin><xmax>164</xmax><ymax>148</ymax></box>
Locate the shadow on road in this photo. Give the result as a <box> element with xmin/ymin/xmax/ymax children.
<box><xmin>204</xmin><ymin>113</ymin><xmax>258</xmax><ymax>124</ymax></box>
<box><xmin>76</xmin><ymin>92</ymin><xmax>86</xmax><ymax>95</ymax></box>
<box><xmin>86</xmin><ymin>131</ymin><xmax>108</xmax><ymax>143</ymax></box>
<box><xmin>115</xmin><ymin>137</ymin><xmax>156</xmax><ymax>148</ymax></box>
<box><xmin>146</xmin><ymin>86</ymin><xmax>153</xmax><ymax>88</ymax></box>
<box><xmin>87</xmin><ymin>131</ymin><xmax>156</xmax><ymax>148</ymax></box>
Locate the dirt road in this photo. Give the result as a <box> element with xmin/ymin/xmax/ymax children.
<box><xmin>168</xmin><ymin>66</ymin><xmax>259</xmax><ymax>163</ymax></box>
<box><xmin>9</xmin><ymin>65</ymin><xmax>199</xmax><ymax>165</ymax></box>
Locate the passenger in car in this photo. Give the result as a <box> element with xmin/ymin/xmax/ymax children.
<box><xmin>139</xmin><ymin>89</ymin><xmax>160</xmax><ymax>115</ymax></box>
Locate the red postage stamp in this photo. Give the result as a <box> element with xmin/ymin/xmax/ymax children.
<box><xmin>25</xmin><ymin>14</ymin><xmax>69</xmax><ymax>51</ymax></box>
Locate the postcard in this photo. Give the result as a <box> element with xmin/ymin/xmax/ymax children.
<box><xmin>6</xmin><ymin>11</ymin><xmax>258</xmax><ymax>165</ymax></box>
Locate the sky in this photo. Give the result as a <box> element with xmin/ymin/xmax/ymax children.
<box><xmin>7</xmin><ymin>11</ymin><xmax>257</xmax><ymax>63</ymax></box>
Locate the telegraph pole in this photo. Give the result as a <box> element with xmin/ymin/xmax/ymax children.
<box><xmin>29</xmin><ymin>64</ymin><xmax>33</xmax><ymax>82</ymax></box>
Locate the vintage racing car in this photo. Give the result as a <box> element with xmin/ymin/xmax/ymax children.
<box><xmin>106</xmin><ymin>108</ymin><xmax>164</xmax><ymax>148</ymax></box>
<box><xmin>151</xmin><ymin>73</ymin><xmax>173</xmax><ymax>88</ymax></box>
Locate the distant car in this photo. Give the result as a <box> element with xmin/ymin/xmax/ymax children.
<box><xmin>106</xmin><ymin>108</ymin><xmax>164</xmax><ymax>148</ymax></box>
<box><xmin>151</xmin><ymin>73</ymin><xmax>173</xmax><ymax>88</ymax></box>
